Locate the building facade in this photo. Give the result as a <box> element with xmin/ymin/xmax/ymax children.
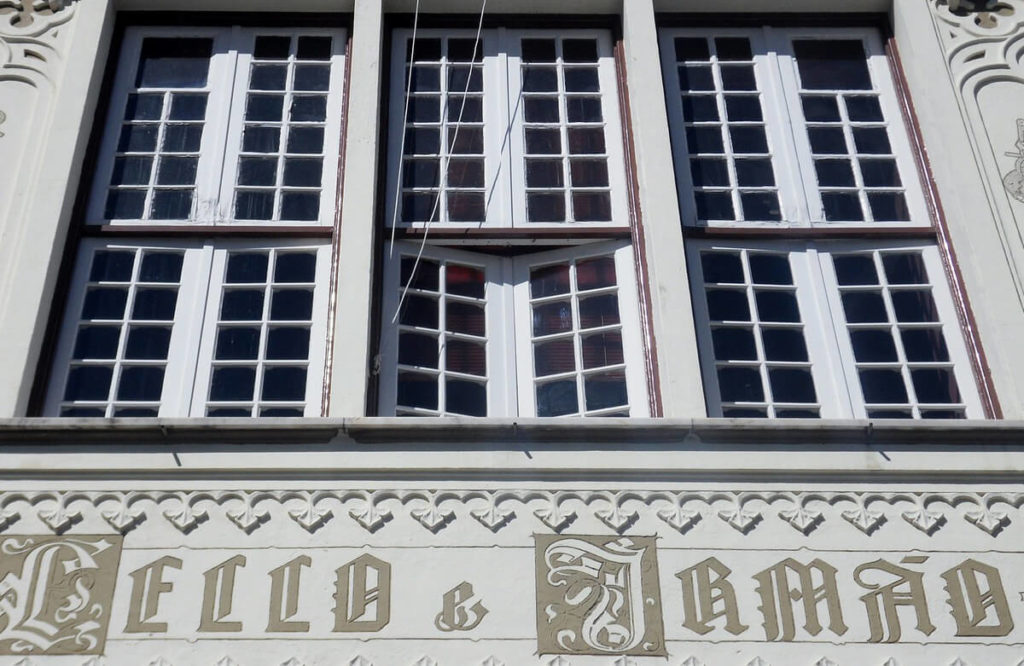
<box><xmin>1</xmin><ymin>0</ymin><xmax>1024</xmax><ymax>663</ymax></box>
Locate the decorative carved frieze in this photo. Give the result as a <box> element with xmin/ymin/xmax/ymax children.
<box><xmin>0</xmin><ymin>488</ymin><xmax>1020</xmax><ymax>539</ymax></box>
<box><xmin>0</xmin><ymin>0</ymin><xmax>75</xmax><ymax>86</ymax></box>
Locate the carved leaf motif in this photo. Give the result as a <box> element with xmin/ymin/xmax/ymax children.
<box><xmin>718</xmin><ymin>507</ymin><xmax>762</xmax><ymax>534</ymax></box>
<box><xmin>215</xmin><ymin>659</ymin><xmax>239</xmax><ymax>666</ymax></box>
<box><xmin>842</xmin><ymin>507</ymin><xmax>886</xmax><ymax>534</ymax></box>
<box><xmin>348</xmin><ymin>492</ymin><xmax>392</xmax><ymax>532</ymax></box>
<box><xmin>965</xmin><ymin>507</ymin><xmax>1010</xmax><ymax>535</ymax></box>
<box><xmin>747</xmin><ymin>658</ymin><xmax>771</xmax><ymax>666</ymax></box>
<box><xmin>470</xmin><ymin>496</ymin><xmax>515</xmax><ymax>532</ymax></box>
<box><xmin>100</xmin><ymin>498</ymin><xmax>145</xmax><ymax>535</ymax></box>
<box><xmin>280</xmin><ymin>659</ymin><xmax>304</xmax><ymax>666</ymax></box>
<box><xmin>480</xmin><ymin>658</ymin><xmax>504</xmax><ymax>666</ymax></box>
<box><xmin>13</xmin><ymin>658</ymin><xmax>34</xmax><ymax>666</ymax></box>
<box><xmin>656</xmin><ymin>504</ymin><xmax>701</xmax><ymax>534</ymax></box>
<box><xmin>225</xmin><ymin>494</ymin><xmax>270</xmax><ymax>534</ymax></box>
<box><xmin>612</xmin><ymin>658</ymin><xmax>637</xmax><ymax>666</ymax></box>
<box><xmin>81</xmin><ymin>659</ymin><xmax>104</xmax><ymax>666</ymax></box>
<box><xmin>533</xmin><ymin>501</ymin><xmax>576</xmax><ymax>532</ymax></box>
<box><xmin>38</xmin><ymin>495</ymin><xmax>81</xmax><ymax>534</ymax></box>
<box><xmin>680</xmin><ymin>658</ymin><xmax>705</xmax><ymax>666</ymax></box>
<box><xmin>163</xmin><ymin>502</ymin><xmax>208</xmax><ymax>534</ymax></box>
<box><xmin>286</xmin><ymin>497</ymin><xmax>332</xmax><ymax>533</ymax></box>
<box><xmin>410</xmin><ymin>659</ymin><xmax>437</xmax><ymax>666</ymax></box>
<box><xmin>882</xmin><ymin>660</ymin><xmax>900</xmax><ymax>666</ymax></box>
<box><xmin>410</xmin><ymin>502</ymin><xmax>455</xmax><ymax>533</ymax></box>
<box><xmin>595</xmin><ymin>503</ymin><xmax>639</xmax><ymax>534</ymax></box>
<box><xmin>149</xmin><ymin>659</ymin><xmax>173</xmax><ymax>666</ymax></box>
<box><xmin>349</xmin><ymin>657</ymin><xmax>374</xmax><ymax>666</ymax></box>
<box><xmin>949</xmin><ymin>659</ymin><xmax>970</xmax><ymax>666</ymax></box>
<box><xmin>815</xmin><ymin>659</ymin><xmax>838</xmax><ymax>666</ymax></box>
<box><xmin>902</xmin><ymin>508</ymin><xmax>947</xmax><ymax>535</ymax></box>
<box><xmin>779</xmin><ymin>506</ymin><xmax>825</xmax><ymax>535</ymax></box>
<box><xmin>546</xmin><ymin>658</ymin><xmax>571</xmax><ymax>666</ymax></box>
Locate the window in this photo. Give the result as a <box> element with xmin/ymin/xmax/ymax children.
<box><xmin>89</xmin><ymin>27</ymin><xmax>346</xmax><ymax>226</ymax></box>
<box><xmin>385</xmin><ymin>29</ymin><xmax>628</xmax><ymax>228</ymax></box>
<box><xmin>378</xmin><ymin>26</ymin><xmax>650</xmax><ymax>417</ymax></box>
<box><xmin>379</xmin><ymin>241</ymin><xmax>648</xmax><ymax>417</ymax></box>
<box><xmin>660</xmin><ymin>27</ymin><xmax>928</xmax><ymax>227</ymax></box>
<box><xmin>689</xmin><ymin>241</ymin><xmax>983</xmax><ymax>418</ymax></box>
<box><xmin>661</xmin><ymin>26</ymin><xmax>983</xmax><ymax>419</ymax></box>
<box><xmin>46</xmin><ymin>24</ymin><xmax>346</xmax><ymax>417</ymax></box>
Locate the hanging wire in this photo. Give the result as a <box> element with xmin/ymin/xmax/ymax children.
<box><xmin>389</xmin><ymin>0</ymin><xmax>489</xmax><ymax>324</ymax></box>
<box><xmin>387</xmin><ymin>0</ymin><xmax>422</xmax><ymax>259</ymax></box>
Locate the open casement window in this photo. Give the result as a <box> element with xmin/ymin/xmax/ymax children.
<box><xmin>45</xmin><ymin>240</ymin><xmax>331</xmax><ymax>417</ymax></box>
<box><xmin>88</xmin><ymin>26</ymin><xmax>346</xmax><ymax>226</ymax></box>
<box><xmin>378</xmin><ymin>241</ymin><xmax>648</xmax><ymax>417</ymax></box>
<box><xmin>385</xmin><ymin>28</ymin><xmax>628</xmax><ymax>229</ymax></box>
<box><xmin>660</xmin><ymin>27</ymin><xmax>929</xmax><ymax>227</ymax></box>
<box><xmin>688</xmin><ymin>240</ymin><xmax>983</xmax><ymax>419</ymax></box>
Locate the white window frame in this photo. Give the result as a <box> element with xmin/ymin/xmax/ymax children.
<box><xmin>379</xmin><ymin>240</ymin><xmax>648</xmax><ymax>417</ymax></box>
<box><xmin>688</xmin><ymin>239</ymin><xmax>983</xmax><ymax>419</ymax></box>
<box><xmin>659</xmin><ymin>26</ymin><xmax>930</xmax><ymax>228</ymax></box>
<box><xmin>45</xmin><ymin>239</ymin><xmax>332</xmax><ymax>417</ymax></box>
<box><xmin>385</xmin><ymin>27</ymin><xmax>628</xmax><ymax>230</ymax></box>
<box><xmin>88</xmin><ymin>25</ymin><xmax>347</xmax><ymax>227</ymax></box>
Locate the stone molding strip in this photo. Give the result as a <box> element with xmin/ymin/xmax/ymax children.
<box><xmin>0</xmin><ymin>488</ymin><xmax>1019</xmax><ymax>538</ymax></box>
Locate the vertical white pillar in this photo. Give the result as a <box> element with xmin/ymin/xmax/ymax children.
<box><xmin>328</xmin><ymin>0</ymin><xmax>385</xmax><ymax>416</ymax></box>
<box><xmin>621</xmin><ymin>0</ymin><xmax>707</xmax><ymax>417</ymax></box>
<box><xmin>0</xmin><ymin>0</ymin><xmax>115</xmax><ymax>416</ymax></box>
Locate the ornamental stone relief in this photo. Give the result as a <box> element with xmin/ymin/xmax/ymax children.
<box><xmin>0</xmin><ymin>488</ymin><xmax>1020</xmax><ymax>538</ymax></box>
<box><xmin>0</xmin><ymin>0</ymin><xmax>74</xmax><ymax>103</ymax></box>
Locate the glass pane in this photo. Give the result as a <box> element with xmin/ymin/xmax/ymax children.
<box><xmin>576</xmin><ymin>257</ymin><xmax>616</xmax><ymax>291</ymax></box>
<box><xmin>859</xmin><ymin>369</ymin><xmax>908</xmax><ymax>404</ymax></box>
<box><xmin>287</xmin><ymin>127</ymin><xmax>325</xmax><ymax>154</ymax></box>
<box><xmin>221</xmin><ymin>290</ymin><xmax>265</xmax><ymax>320</ymax></box>
<box><xmin>833</xmin><ymin>256</ymin><xmax>878</xmax><ymax>285</ymax></box>
<box><xmin>169</xmin><ymin>94</ymin><xmax>207</xmax><ymax>120</ymax></box>
<box><xmin>270</xmin><ymin>289</ymin><xmax>314</xmax><ymax>320</ymax></box>
<box><xmin>262</xmin><ymin>367</ymin><xmax>307</xmax><ymax>401</ymax></box>
<box><xmin>578</xmin><ymin>294</ymin><xmax>620</xmax><ymax>329</ymax></box>
<box><xmin>139</xmin><ymin>253</ymin><xmax>183</xmax><ymax>282</ymax></box>
<box><xmin>585</xmin><ymin>372</ymin><xmax>628</xmax><ymax>411</ymax></box>
<box><xmin>216</xmin><ymin>328</ymin><xmax>261</xmax><ymax>360</ymax></box>
<box><xmin>446</xmin><ymin>302</ymin><xmax>486</xmax><ymax>336</ymax></box>
<box><xmin>845</xmin><ymin>96</ymin><xmax>884</xmax><ymax>121</ymax></box>
<box><xmin>793</xmin><ymin>40</ymin><xmax>872</xmax><ymax>90</ymax></box>
<box><xmin>536</xmin><ymin>380</ymin><xmax>579</xmax><ymax>417</ymax></box>
<box><xmin>124</xmin><ymin>326</ymin><xmax>171</xmax><ymax>359</ymax></box>
<box><xmin>267</xmin><ymin>328</ymin><xmax>312</xmax><ymax>362</ymax></box>
<box><xmin>850</xmin><ymin>329</ymin><xmax>898</xmax><ymax>362</ymax></box>
<box><xmin>246</xmin><ymin>94</ymin><xmax>284</xmax><ymax>122</ymax></box>
<box><xmin>73</xmin><ymin>326</ymin><xmax>120</xmax><ymax>360</ymax></box>
<box><xmin>293</xmin><ymin>64</ymin><xmax>331</xmax><ymax>91</ymax></box>
<box><xmin>533</xmin><ymin>301</ymin><xmax>573</xmax><ymax>337</ymax></box>
<box><xmin>132</xmin><ymin>289</ymin><xmax>177</xmax><ymax>320</ymax></box>
<box><xmin>527</xmin><ymin>193</ymin><xmax>565</xmax><ymax>222</ymax></box>
<box><xmin>534</xmin><ymin>338</ymin><xmax>576</xmax><ymax>376</ymax></box>
<box><xmin>240</xmin><ymin>158</ymin><xmax>278</xmax><ymax>186</ymax></box>
<box><xmin>64</xmin><ymin>366</ymin><xmax>112</xmax><ymax>401</ymax></box>
<box><xmin>398</xmin><ymin>372</ymin><xmax>438</xmax><ymax>410</ymax></box>
<box><xmin>446</xmin><ymin>264</ymin><xmax>485</xmax><ymax>298</ymax></box>
<box><xmin>136</xmin><ymin>38</ymin><xmax>212</xmax><ymax>88</ymax></box>
<box><xmin>280</xmin><ymin>193</ymin><xmax>320</xmax><ymax>221</ymax></box>
<box><xmin>755</xmin><ymin>291</ymin><xmax>800</xmax><ymax>322</ymax></box>
<box><xmin>718</xmin><ymin>367</ymin><xmax>764</xmax><ymax>402</ymax></box>
<box><xmin>105</xmin><ymin>191</ymin><xmax>147</xmax><ymax>219</ymax></box>
<box><xmin>255</xmin><ymin>36</ymin><xmax>291</xmax><ymax>59</ymax></box>
<box><xmin>226</xmin><ymin>253</ymin><xmax>269</xmax><ymax>283</ymax></box>
<box><xmin>250</xmin><ymin>64</ymin><xmax>288</xmax><ymax>91</ymax></box>
<box><xmin>768</xmin><ymin>368</ymin><xmax>816</xmax><ymax>403</ymax></box>
<box><xmin>297</xmin><ymin>36</ymin><xmax>332</xmax><ymax>60</ymax></box>
<box><xmin>706</xmin><ymin>289</ymin><xmax>750</xmax><ymax>321</ymax></box>
<box><xmin>275</xmin><ymin>253</ymin><xmax>316</xmax><ymax>282</ymax></box>
<box><xmin>150</xmin><ymin>190</ymin><xmax>193</xmax><ymax>219</ymax></box>
<box><xmin>82</xmin><ymin>288</ymin><xmax>128</xmax><ymax>319</ymax></box>
<box><xmin>236</xmin><ymin>191</ymin><xmax>275</xmax><ymax>220</ymax></box>
<box><xmin>701</xmin><ymin>252</ymin><xmax>743</xmax><ymax>283</ymax></box>
<box><xmin>401</xmin><ymin>257</ymin><xmax>439</xmax><ymax>291</ymax></box>
<box><xmin>112</xmin><ymin>157</ymin><xmax>153</xmax><ymax>186</ymax></box>
<box><xmin>762</xmin><ymin>328</ymin><xmax>808</xmax><ymax>362</ymax></box>
<box><xmin>712</xmin><ymin>327</ymin><xmax>756</xmax><ymax>360</ymax></box>
<box><xmin>581</xmin><ymin>331</ymin><xmax>623</xmax><ymax>369</ymax></box>
<box><xmin>749</xmin><ymin>254</ymin><xmax>792</xmax><ymax>285</ymax></box>
<box><xmin>447</xmin><ymin>340</ymin><xmax>486</xmax><ymax>376</ymax></box>
<box><xmin>400</xmin><ymin>295</ymin><xmax>439</xmax><ymax>330</ymax></box>
<box><xmin>399</xmin><ymin>332</ymin><xmax>439</xmax><ymax>368</ymax></box>
<box><xmin>563</xmin><ymin>39</ymin><xmax>598</xmax><ymax>63</ymax></box>
<box><xmin>446</xmin><ymin>379</ymin><xmax>486</xmax><ymax>417</ymax></box>
<box><xmin>117</xmin><ymin>366</ymin><xmax>164</xmax><ymax>401</ymax></box>
<box><xmin>891</xmin><ymin>290</ymin><xmax>939</xmax><ymax>322</ymax></box>
<box><xmin>125</xmin><ymin>93</ymin><xmax>163</xmax><ymax>120</ymax></box>
<box><xmin>91</xmin><ymin>251</ymin><xmax>135</xmax><ymax>282</ymax></box>
<box><xmin>841</xmin><ymin>292</ymin><xmax>888</xmax><ymax>323</ymax></box>
<box><xmin>901</xmin><ymin>328</ymin><xmax>949</xmax><ymax>362</ymax></box>
<box><xmin>802</xmin><ymin>96</ymin><xmax>840</xmax><ymax>122</ymax></box>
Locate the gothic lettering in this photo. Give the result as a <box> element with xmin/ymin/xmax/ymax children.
<box><xmin>941</xmin><ymin>558</ymin><xmax>1014</xmax><ymax>637</ymax></box>
<box><xmin>435</xmin><ymin>581</ymin><xmax>488</xmax><ymax>632</ymax></box>
<box><xmin>854</xmin><ymin>556</ymin><xmax>936</xmax><ymax>643</ymax></box>
<box><xmin>752</xmin><ymin>558</ymin><xmax>848</xmax><ymax>642</ymax></box>
<box><xmin>677</xmin><ymin>557</ymin><xmax>748</xmax><ymax>636</ymax></box>
<box><xmin>199</xmin><ymin>555</ymin><xmax>246</xmax><ymax>632</ymax></box>
<box><xmin>333</xmin><ymin>554</ymin><xmax>391</xmax><ymax>632</ymax></box>
<box><xmin>125</xmin><ymin>555</ymin><xmax>182</xmax><ymax>633</ymax></box>
<box><xmin>267</xmin><ymin>555</ymin><xmax>311</xmax><ymax>633</ymax></box>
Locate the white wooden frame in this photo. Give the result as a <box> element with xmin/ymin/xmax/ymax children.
<box><xmin>688</xmin><ymin>239</ymin><xmax>983</xmax><ymax>419</ymax></box>
<box><xmin>87</xmin><ymin>26</ymin><xmax>347</xmax><ymax>227</ymax></box>
<box><xmin>46</xmin><ymin>239</ymin><xmax>332</xmax><ymax>417</ymax></box>
<box><xmin>378</xmin><ymin>240</ymin><xmax>647</xmax><ymax>417</ymax></box>
<box><xmin>385</xmin><ymin>27</ymin><xmax>628</xmax><ymax>230</ymax></box>
<box><xmin>660</xmin><ymin>26</ymin><xmax>931</xmax><ymax>229</ymax></box>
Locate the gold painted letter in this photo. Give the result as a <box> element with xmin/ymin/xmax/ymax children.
<box><xmin>125</xmin><ymin>556</ymin><xmax>182</xmax><ymax>633</ymax></box>
<box><xmin>941</xmin><ymin>558</ymin><xmax>1014</xmax><ymax>637</ymax></box>
<box><xmin>752</xmin><ymin>557</ymin><xmax>848</xmax><ymax>642</ymax></box>
<box><xmin>854</xmin><ymin>556</ymin><xmax>936</xmax><ymax>643</ymax></box>
<box><xmin>333</xmin><ymin>553</ymin><xmax>391</xmax><ymax>632</ymax></box>
<box><xmin>199</xmin><ymin>554</ymin><xmax>247</xmax><ymax>632</ymax></box>
<box><xmin>267</xmin><ymin>555</ymin><xmax>311</xmax><ymax>633</ymax></box>
<box><xmin>677</xmin><ymin>557</ymin><xmax>748</xmax><ymax>636</ymax></box>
